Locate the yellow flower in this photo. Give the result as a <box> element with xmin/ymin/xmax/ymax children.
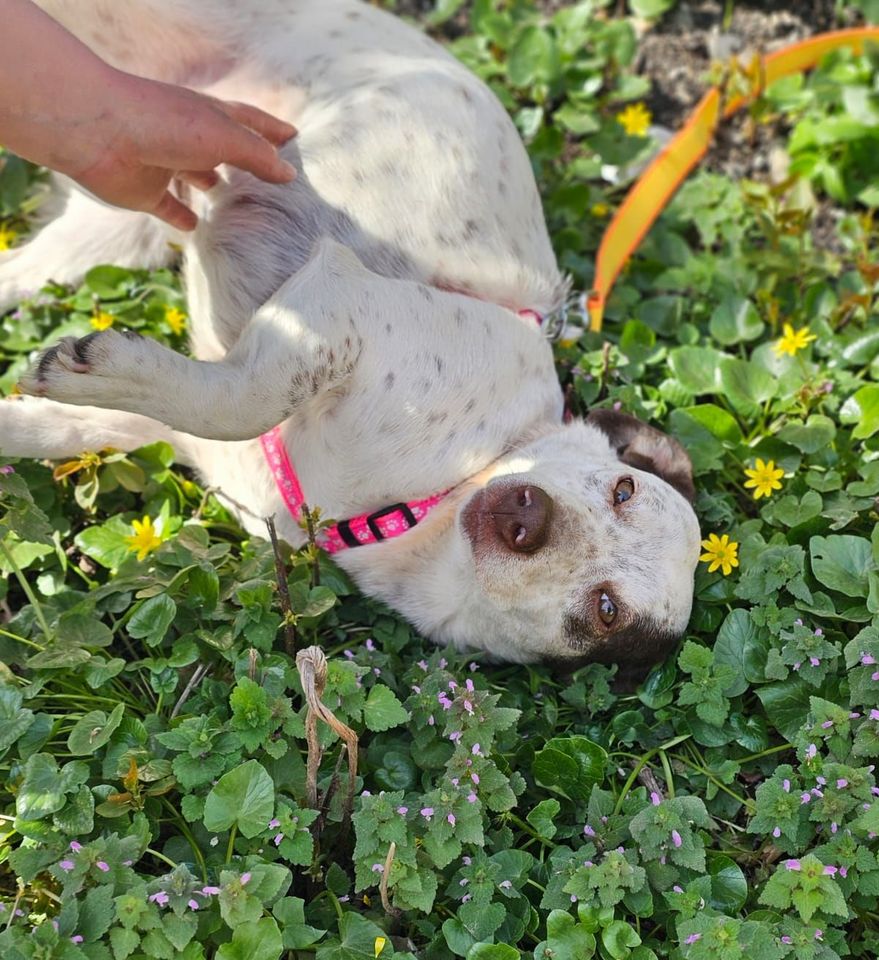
<box><xmin>124</xmin><ymin>515</ymin><xmax>163</xmax><ymax>561</ymax></box>
<box><xmin>616</xmin><ymin>102</ymin><xmax>652</xmax><ymax>137</ymax></box>
<box><xmin>773</xmin><ymin>322</ymin><xmax>816</xmax><ymax>357</ymax></box>
<box><xmin>91</xmin><ymin>310</ymin><xmax>114</xmax><ymax>331</ymax></box>
<box><xmin>374</xmin><ymin>937</ymin><xmax>387</xmax><ymax>958</ymax></box>
<box><xmin>743</xmin><ymin>458</ymin><xmax>785</xmax><ymax>500</ymax></box>
<box><xmin>0</xmin><ymin>223</ymin><xmax>17</xmax><ymax>250</ymax></box>
<box><xmin>699</xmin><ymin>533</ymin><xmax>739</xmax><ymax>576</ymax></box>
<box><xmin>164</xmin><ymin>306</ymin><xmax>187</xmax><ymax>335</ymax></box>
<box><xmin>591</xmin><ymin>202</ymin><xmax>610</xmax><ymax>218</ymax></box>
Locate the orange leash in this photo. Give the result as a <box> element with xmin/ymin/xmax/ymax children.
<box><xmin>586</xmin><ymin>27</ymin><xmax>879</xmax><ymax>332</ymax></box>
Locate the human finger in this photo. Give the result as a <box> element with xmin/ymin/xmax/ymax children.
<box><xmin>216</xmin><ymin>100</ymin><xmax>297</xmax><ymax>146</ymax></box>
<box><xmin>152</xmin><ymin>191</ymin><xmax>198</xmax><ymax>231</ymax></box>
<box><xmin>212</xmin><ymin>119</ymin><xmax>296</xmax><ymax>184</ymax></box>
<box><xmin>178</xmin><ymin>169</ymin><xmax>221</xmax><ymax>191</ymax></box>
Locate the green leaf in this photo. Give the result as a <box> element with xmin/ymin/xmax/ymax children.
<box><xmin>755</xmin><ymin>679</ymin><xmax>812</xmax><ymax>743</ymax></box>
<box><xmin>841</xmin><ymin>384</ymin><xmax>879</xmax><ymax>439</ymax></box>
<box><xmin>216</xmin><ymin>918</ymin><xmax>284</xmax><ymax>960</ymax></box>
<box><xmin>810</xmin><ymin>534</ymin><xmax>874</xmax><ymax>597</ymax></box>
<box><xmin>466</xmin><ymin>945</ymin><xmax>519</xmax><ymax>960</ymax></box>
<box><xmin>534</xmin><ymin>910</ymin><xmax>596</xmax><ymax>960</ymax></box>
<box><xmin>526</xmin><ymin>799</ymin><xmax>560</xmax><ymax>839</ymax></box>
<box><xmin>67</xmin><ymin>702</ymin><xmax>125</xmax><ymax>755</ymax></box>
<box><xmin>127</xmin><ymin>595</ymin><xmax>177</xmax><ymax>646</ymax></box>
<box><xmin>707</xmin><ymin>853</ymin><xmax>748</xmax><ymax>913</ymax></box>
<box><xmin>363</xmin><ymin>685</ymin><xmax>409</xmax><ymax>732</ymax></box>
<box><xmin>203</xmin><ymin>760</ymin><xmax>275</xmax><ymax>838</ymax></box>
<box><xmin>507</xmin><ymin>26</ymin><xmax>559</xmax><ymax>88</ymax></box>
<box><xmin>709</xmin><ymin>296</ymin><xmax>764</xmax><ymax>345</ymax></box>
<box><xmin>533</xmin><ymin>736</ymin><xmax>606</xmax><ymax>798</ymax></box>
<box><xmin>316</xmin><ymin>912</ymin><xmax>391</xmax><ymax>960</ymax></box>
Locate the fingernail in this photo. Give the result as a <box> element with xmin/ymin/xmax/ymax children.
<box><xmin>279</xmin><ymin>160</ymin><xmax>296</xmax><ymax>180</ymax></box>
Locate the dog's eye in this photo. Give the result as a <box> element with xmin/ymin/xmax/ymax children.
<box><xmin>614</xmin><ymin>477</ymin><xmax>635</xmax><ymax>504</ymax></box>
<box><xmin>598</xmin><ymin>592</ymin><xmax>617</xmax><ymax>626</ymax></box>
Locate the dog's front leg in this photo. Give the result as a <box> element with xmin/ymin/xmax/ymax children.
<box><xmin>18</xmin><ymin>241</ymin><xmax>362</xmax><ymax>441</ymax></box>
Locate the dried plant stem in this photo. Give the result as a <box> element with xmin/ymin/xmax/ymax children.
<box><xmin>296</xmin><ymin>646</ymin><xmax>359</xmax><ymax>825</ymax></box>
<box><xmin>264</xmin><ymin>514</ymin><xmax>297</xmax><ymax>657</ymax></box>
<box><xmin>380</xmin><ymin>842</ymin><xmax>401</xmax><ymax>918</ymax></box>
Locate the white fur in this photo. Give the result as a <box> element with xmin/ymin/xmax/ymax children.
<box><xmin>0</xmin><ymin>0</ymin><xmax>701</xmax><ymax>665</ymax></box>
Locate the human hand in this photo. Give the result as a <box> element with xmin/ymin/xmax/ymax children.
<box><xmin>68</xmin><ymin>73</ymin><xmax>297</xmax><ymax>231</ymax></box>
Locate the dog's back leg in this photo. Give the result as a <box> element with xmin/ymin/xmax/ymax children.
<box><xmin>0</xmin><ymin>395</ymin><xmax>196</xmax><ymax>462</ymax></box>
<box><xmin>0</xmin><ymin>180</ymin><xmax>175</xmax><ymax>313</ymax></box>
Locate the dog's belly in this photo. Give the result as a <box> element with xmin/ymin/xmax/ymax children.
<box><xmin>178</xmin><ymin>1</ymin><xmax>564</xmax><ymax>358</ymax></box>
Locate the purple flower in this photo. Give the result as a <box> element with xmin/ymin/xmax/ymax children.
<box><xmin>782</xmin><ymin>779</ymin><xmax>790</xmax><ymax>792</ymax></box>
<box><xmin>837</xmin><ymin>778</ymin><xmax>848</xmax><ymax>789</ymax></box>
<box><xmin>461</xmin><ymin>894</ymin><xmax>471</xmax><ymax>903</ymax></box>
<box><xmin>428</xmin><ymin>715</ymin><xmax>435</xmax><ymax>726</ymax></box>
<box><xmin>685</xmin><ymin>933</ymin><xmax>702</xmax><ymax>945</ymax></box>
<box><xmin>201</xmin><ymin>886</ymin><xmax>221</xmax><ymax>895</ymax></box>
<box><xmin>781</xmin><ymin>936</ymin><xmax>793</xmax><ymax>945</ymax></box>
<box><xmin>871</xmin><ymin>710</ymin><xmax>879</xmax><ymax>722</ymax></box>
<box><xmin>459</xmin><ymin>878</ymin><xmax>469</xmax><ymax>887</ymax></box>
<box><xmin>463</xmin><ymin>699</ymin><xmax>474</xmax><ymax>714</ymax></box>
<box><xmin>421</xmin><ymin>808</ymin><xmax>434</xmax><ymax>819</ymax></box>
<box><xmin>831</xmin><ymin>821</ymin><xmax>839</xmax><ymax>834</ymax></box>
<box><xmin>839</xmin><ymin>866</ymin><xmax>848</xmax><ymax>878</ymax></box>
<box><xmin>59</xmin><ymin>860</ymin><xmax>75</xmax><ymax>872</ymax></box>
<box><xmin>412</xmin><ymin>684</ymin><xmax>421</xmax><ymax>694</ymax></box>
<box><xmin>814</xmin><ymin>929</ymin><xmax>823</xmax><ymax>940</ymax></box>
<box><xmin>70</xmin><ymin>935</ymin><xmax>84</xmax><ymax>944</ymax></box>
<box><xmin>499</xmin><ymin>880</ymin><xmax>512</xmax><ymax>889</ymax></box>
<box><xmin>371</xmin><ymin>863</ymin><xmax>384</xmax><ymax>873</ymax></box>
<box><xmin>448</xmin><ymin>680</ymin><xmax>457</xmax><ymax>691</ymax></box>
<box><xmin>801</xmin><ymin>792</ymin><xmax>811</xmax><ymax>804</ymax></box>
<box><xmin>823</xmin><ymin>865</ymin><xmax>837</xmax><ymax>875</ymax></box>
<box><xmin>273</xmin><ymin>833</ymin><xmax>284</xmax><ymax>846</ymax></box>
<box><xmin>806</xmin><ymin>743</ymin><xmax>817</xmax><ymax>759</ymax></box>
<box><xmin>447</xmin><ymin>813</ymin><xmax>456</xmax><ymax>826</ymax></box>
<box><xmin>96</xmin><ymin>861</ymin><xmax>110</xmax><ymax>872</ymax></box>
<box><xmin>861</xmin><ymin>652</ymin><xmax>876</xmax><ymax>665</ymax></box>
<box><xmin>365</xmin><ymin>638</ymin><xmax>375</xmax><ymax>652</ymax></box>
<box><xmin>469</xmin><ymin>662</ymin><xmax>478</xmax><ymax>672</ymax></box>
<box><xmin>417</xmin><ymin>660</ymin><xmax>429</xmax><ymax>671</ymax></box>
<box><xmin>810</xmin><ymin>657</ymin><xmax>821</xmax><ymax>667</ymax></box>
<box><xmin>872</xmin><ymin>671</ymin><xmax>879</xmax><ymax>682</ymax></box>
<box><xmin>772</xmin><ymin>827</ymin><xmax>781</xmax><ymax>838</ymax></box>
<box><xmin>449</xmin><ymin>731</ymin><xmax>462</xmax><ymax>742</ymax></box>
<box><xmin>0</xmin><ymin>465</ymin><xmax>14</xmax><ymax>475</ymax></box>
<box><xmin>821</xmin><ymin>720</ymin><xmax>834</xmax><ymax>729</ymax></box>
<box><xmin>240</xmin><ymin>872</ymin><xmax>251</xmax><ymax>885</ymax></box>
<box><xmin>462</xmin><ymin>856</ymin><xmax>472</xmax><ymax>866</ymax></box>
<box><xmin>472</xmin><ymin>743</ymin><xmax>481</xmax><ymax>756</ymax></box>
<box><xmin>467</xmin><ymin>792</ymin><xmax>477</xmax><ymax>803</ymax></box>
<box><xmin>583</xmin><ymin>824</ymin><xmax>596</xmax><ymax>837</ymax></box>
<box><xmin>465</xmin><ymin>679</ymin><xmax>475</xmax><ymax>692</ymax></box>
<box><xmin>344</xmin><ymin>649</ymin><xmax>354</xmax><ymax>659</ymax></box>
<box><xmin>814</xmin><ymin>628</ymin><xmax>823</xmax><ymax>637</ymax></box>
<box><xmin>188</xmin><ymin>899</ymin><xmax>199</xmax><ymax>911</ymax></box>
<box><xmin>397</xmin><ymin>806</ymin><xmax>408</xmax><ymax>815</ymax></box>
<box><xmin>471</xmin><ymin>773</ymin><xmax>479</xmax><ymax>784</ymax></box>
<box><xmin>673</xmin><ymin>885</ymin><xmax>683</xmax><ymax>893</ymax></box>
<box><xmin>439</xmin><ymin>658</ymin><xmax>447</xmax><ymax>668</ymax></box>
<box><xmin>69</xmin><ymin>841</ymin><xmax>83</xmax><ymax>853</ymax></box>
<box><xmin>784</xmin><ymin>859</ymin><xmax>801</xmax><ymax>871</ymax></box>
<box><xmin>671</xmin><ymin>830</ymin><xmax>682</xmax><ymax>849</ymax></box>
<box><xmin>650</xmin><ymin>791</ymin><xmax>662</xmax><ymax>805</ymax></box>
<box><xmin>268</xmin><ymin>818</ymin><xmax>280</xmax><ymax>829</ymax></box>
<box><xmin>149</xmin><ymin>891</ymin><xmax>169</xmax><ymax>905</ymax></box>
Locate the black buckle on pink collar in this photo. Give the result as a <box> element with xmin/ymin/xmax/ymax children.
<box><xmin>336</xmin><ymin>502</ymin><xmax>419</xmax><ymax>548</ymax></box>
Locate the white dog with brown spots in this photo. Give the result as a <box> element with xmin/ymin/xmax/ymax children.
<box><xmin>0</xmin><ymin>0</ymin><xmax>701</xmax><ymax>677</ymax></box>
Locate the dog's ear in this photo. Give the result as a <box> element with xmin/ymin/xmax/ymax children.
<box><xmin>586</xmin><ymin>408</ymin><xmax>695</xmax><ymax>503</ymax></box>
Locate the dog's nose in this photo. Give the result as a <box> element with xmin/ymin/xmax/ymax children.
<box><xmin>491</xmin><ymin>484</ymin><xmax>553</xmax><ymax>553</ymax></box>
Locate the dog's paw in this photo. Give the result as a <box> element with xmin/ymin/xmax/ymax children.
<box><xmin>19</xmin><ymin>329</ymin><xmax>144</xmax><ymax>403</ymax></box>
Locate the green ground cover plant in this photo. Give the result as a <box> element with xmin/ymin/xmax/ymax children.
<box><xmin>3</xmin><ymin>1</ymin><xmax>879</xmax><ymax>957</ymax></box>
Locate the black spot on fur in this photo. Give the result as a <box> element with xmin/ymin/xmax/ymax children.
<box><xmin>384</xmin><ymin>372</ymin><xmax>395</xmax><ymax>389</ymax></box>
<box><xmin>73</xmin><ymin>331</ymin><xmax>102</xmax><ymax>365</ymax></box>
<box><xmin>37</xmin><ymin>346</ymin><xmax>60</xmax><ymax>380</ymax></box>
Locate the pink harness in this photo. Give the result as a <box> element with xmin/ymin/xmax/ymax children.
<box><xmin>260</xmin><ymin>306</ymin><xmax>560</xmax><ymax>552</ymax></box>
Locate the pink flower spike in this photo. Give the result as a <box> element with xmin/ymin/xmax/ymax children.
<box><xmin>462</xmin><ymin>894</ymin><xmax>471</xmax><ymax>903</ymax></box>
<box><xmin>831</xmin><ymin>822</ymin><xmax>838</xmax><ymax>834</ymax></box>
<box><xmin>397</xmin><ymin>806</ymin><xmax>408</xmax><ymax>815</ymax></box>
<box><xmin>781</xmin><ymin>936</ymin><xmax>793</xmax><ymax>944</ymax></box>
<box><xmin>816</xmin><ymin>776</ymin><xmax>826</xmax><ymax>786</ymax></box>
<box><xmin>814</xmin><ymin>628</ymin><xmax>823</xmax><ymax>636</ymax></box>
<box><xmin>772</xmin><ymin>827</ymin><xmax>781</xmax><ymax>838</ymax></box>
<box><xmin>850</xmin><ymin>712</ymin><xmax>861</xmax><ymax>719</ymax></box>
<box><xmin>793</xmin><ymin>662</ymin><xmax>801</xmax><ymax>671</ymax></box>
<box><xmin>872</xmin><ymin>671</ymin><xmax>879</xmax><ymax>681</ymax></box>
<box><xmin>871</xmin><ymin>710</ymin><xmax>879</xmax><ymax>721</ymax></box>
<box><xmin>240</xmin><ymin>872</ymin><xmax>251</xmax><ymax>885</ymax></box>
<box><xmin>839</xmin><ymin>866</ymin><xmax>848</xmax><ymax>878</ymax></box>
<box><xmin>149</xmin><ymin>891</ymin><xmax>169</xmax><ymax>905</ymax></box>
<box><xmin>823</xmin><ymin>865</ymin><xmax>837</xmax><ymax>875</ymax></box>
<box><xmin>462</xmin><ymin>856</ymin><xmax>472</xmax><ymax>866</ymax></box>
<box><xmin>801</xmin><ymin>792</ymin><xmax>811</xmax><ymax>804</ymax></box>
<box><xmin>583</xmin><ymin>824</ymin><xmax>596</xmax><ymax>837</ymax></box>
<box><xmin>806</xmin><ymin>744</ymin><xmax>817</xmax><ymax>759</ymax></box>
<box><xmin>673</xmin><ymin>885</ymin><xmax>683</xmax><ymax>893</ymax></box>
<box><xmin>428</xmin><ymin>715</ymin><xmax>435</xmax><ymax>726</ymax></box>
<box><xmin>467</xmin><ymin>793</ymin><xmax>477</xmax><ymax>803</ymax></box>
<box><xmin>810</xmin><ymin>657</ymin><xmax>820</xmax><ymax>667</ymax></box>
<box><xmin>784</xmin><ymin>859</ymin><xmax>801</xmax><ymax>871</ymax></box>
<box><xmin>274</xmin><ymin>833</ymin><xmax>284</xmax><ymax>846</ymax></box>
<box><xmin>69</xmin><ymin>841</ymin><xmax>83</xmax><ymax>853</ymax></box>
<box><xmin>472</xmin><ymin>743</ymin><xmax>481</xmax><ymax>756</ymax></box>
<box><xmin>821</xmin><ymin>720</ymin><xmax>833</xmax><ymax>729</ymax></box>
<box><xmin>439</xmin><ymin>658</ymin><xmax>448</xmax><ymax>669</ymax></box>
<box><xmin>463</xmin><ymin>699</ymin><xmax>474</xmax><ymax>714</ymax></box>
<box><xmin>465</xmin><ymin>679</ymin><xmax>475</xmax><ymax>692</ymax></box>
<box><xmin>59</xmin><ymin>860</ymin><xmax>75</xmax><ymax>872</ymax></box>
<box><xmin>837</xmin><ymin>778</ymin><xmax>848</xmax><ymax>789</ymax></box>
<box><xmin>448</xmin><ymin>680</ymin><xmax>457</xmax><ymax>691</ymax></box>
<box><xmin>421</xmin><ymin>807</ymin><xmax>434</xmax><ymax>819</ymax></box>
<box><xmin>447</xmin><ymin>813</ymin><xmax>456</xmax><ymax>826</ymax></box>
<box><xmin>814</xmin><ymin>929</ymin><xmax>823</xmax><ymax>940</ymax></box>
<box><xmin>417</xmin><ymin>660</ymin><xmax>428</xmax><ymax>671</ymax></box>
<box><xmin>96</xmin><ymin>861</ymin><xmax>110</xmax><ymax>872</ymax></box>
<box><xmin>469</xmin><ymin>662</ymin><xmax>478</xmax><ymax>671</ymax></box>
<box><xmin>471</xmin><ymin>773</ymin><xmax>480</xmax><ymax>784</ymax></box>
<box><xmin>365</xmin><ymin>638</ymin><xmax>375</xmax><ymax>652</ymax></box>
<box><xmin>782</xmin><ymin>779</ymin><xmax>790</xmax><ymax>792</ymax></box>
<box><xmin>268</xmin><ymin>818</ymin><xmax>280</xmax><ymax>829</ymax></box>
<box><xmin>862</xmin><ymin>652</ymin><xmax>876</xmax><ymax>665</ymax></box>
<box><xmin>685</xmin><ymin>933</ymin><xmax>702</xmax><ymax>944</ymax></box>
<box><xmin>671</xmin><ymin>830</ymin><xmax>682</xmax><ymax>848</ymax></box>
<box><xmin>371</xmin><ymin>863</ymin><xmax>384</xmax><ymax>873</ymax></box>
<box><xmin>412</xmin><ymin>684</ymin><xmax>421</xmax><ymax>694</ymax></box>
<box><xmin>650</xmin><ymin>791</ymin><xmax>662</xmax><ymax>806</ymax></box>
<box><xmin>71</xmin><ymin>936</ymin><xmax>84</xmax><ymax>944</ymax></box>
<box><xmin>188</xmin><ymin>899</ymin><xmax>199</xmax><ymax>911</ymax></box>
<box><xmin>343</xmin><ymin>649</ymin><xmax>354</xmax><ymax>659</ymax></box>
<box><xmin>201</xmin><ymin>886</ymin><xmax>221</xmax><ymax>895</ymax></box>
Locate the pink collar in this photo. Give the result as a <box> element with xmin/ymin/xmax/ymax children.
<box><xmin>261</xmin><ymin>306</ymin><xmax>553</xmax><ymax>552</ymax></box>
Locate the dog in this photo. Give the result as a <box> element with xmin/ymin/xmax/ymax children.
<box><xmin>0</xmin><ymin>0</ymin><xmax>702</xmax><ymax>675</ymax></box>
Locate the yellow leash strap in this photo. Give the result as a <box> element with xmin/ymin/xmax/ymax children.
<box><xmin>586</xmin><ymin>26</ymin><xmax>879</xmax><ymax>332</ymax></box>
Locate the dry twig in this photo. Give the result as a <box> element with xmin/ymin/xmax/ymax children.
<box><xmin>265</xmin><ymin>514</ymin><xmax>297</xmax><ymax>657</ymax></box>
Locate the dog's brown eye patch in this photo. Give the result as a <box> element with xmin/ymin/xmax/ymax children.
<box><xmin>613</xmin><ymin>477</ymin><xmax>635</xmax><ymax>504</ymax></box>
<box><xmin>598</xmin><ymin>592</ymin><xmax>617</xmax><ymax>626</ymax></box>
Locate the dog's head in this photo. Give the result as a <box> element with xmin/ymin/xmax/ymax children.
<box><xmin>448</xmin><ymin>410</ymin><xmax>700</xmax><ymax>676</ymax></box>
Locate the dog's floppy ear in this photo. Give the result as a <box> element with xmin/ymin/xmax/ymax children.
<box><xmin>586</xmin><ymin>408</ymin><xmax>695</xmax><ymax>503</ymax></box>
